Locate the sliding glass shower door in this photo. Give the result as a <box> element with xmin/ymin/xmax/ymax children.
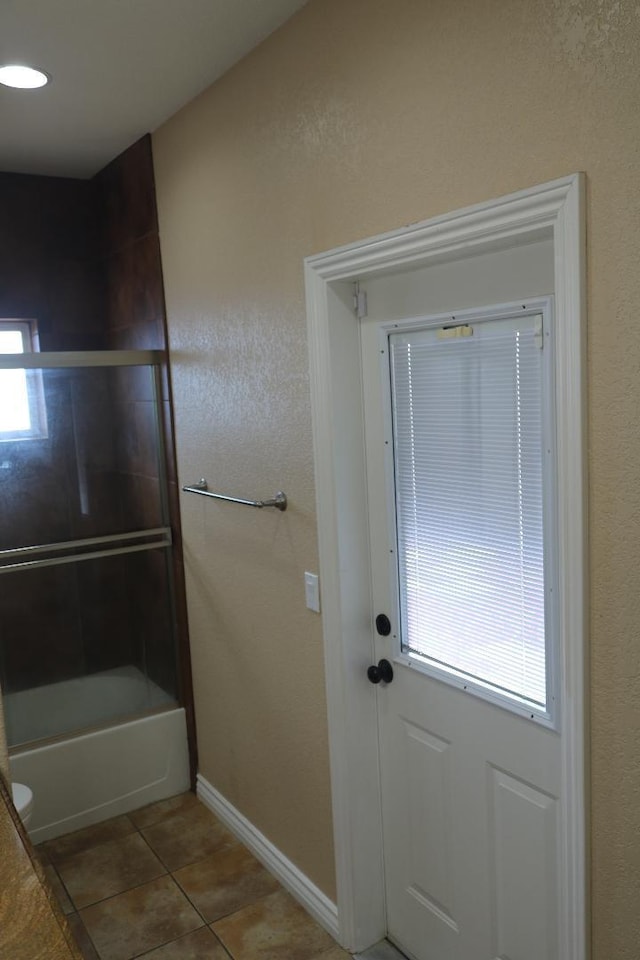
<box><xmin>0</xmin><ymin>350</ymin><xmax>180</xmax><ymax>748</ymax></box>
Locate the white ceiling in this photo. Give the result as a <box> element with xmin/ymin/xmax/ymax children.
<box><xmin>0</xmin><ymin>0</ymin><xmax>309</xmax><ymax>179</ymax></box>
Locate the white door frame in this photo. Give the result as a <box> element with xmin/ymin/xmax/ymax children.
<box><xmin>304</xmin><ymin>174</ymin><xmax>588</xmax><ymax>958</ymax></box>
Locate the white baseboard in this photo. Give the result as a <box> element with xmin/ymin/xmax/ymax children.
<box><xmin>196</xmin><ymin>773</ymin><xmax>340</xmax><ymax>942</ymax></box>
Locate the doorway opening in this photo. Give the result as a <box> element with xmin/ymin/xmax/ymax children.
<box><xmin>305</xmin><ymin>175</ymin><xmax>587</xmax><ymax>959</ymax></box>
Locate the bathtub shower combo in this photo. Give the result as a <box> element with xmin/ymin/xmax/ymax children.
<box><xmin>0</xmin><ymin>349</ymin><xmax>189</xmax><ymax>842</ymax></box>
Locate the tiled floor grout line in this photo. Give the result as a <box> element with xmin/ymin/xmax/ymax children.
<box><xmin>135</xmin><ymin>822</ymin><xmax>255</xmax><ymax>932</ymax></box>
<box><xmin>205</xmin><ymin>887</ymin><xmax>279</xmax><ymax>927</ymax></box>
<box><xmin>65</xmin><ymin>824</ymin><xmax>262</xmax><ymax>958</ymax></box>
<box><xmin>70</xmin><ymin>912</ymin><xmax>99</xmax><ymax>958</ymax></box>
<box><xmin>39</xmin><ymin>794</ymin><xmax>348</xmax><ymax>960</ymax></box>
<box><xmin>49</xmin><ymin>821</ymin><xmax>204</xmax><ymax>959</ymax></box>
<box><xmin>134</xmin><ymin>825</ymin><xmax>175</xmax><ymax>876</ymax></box>
<box><xmin>71</xmin><ymin>869</ymin><xmax>171</xmax><ymax>913</ymax></box>
<box><xmin>49</xmin><ymin>859</ymin><xmax>75</xmax><ymax>912</ymax></box>
<box><xmin>129</xmin><ymin>922</ymin><xmax>233</xmax><ymax>960</ymax></box>
<box><xmin>47</xmin><ymin>825</ymin><xmax>171</xmax><ymax>915</ymax></box>
<box><xmin>126</xmin><ymin>921</ymin><xmax>212</xmax><ymax>960</ymax></box>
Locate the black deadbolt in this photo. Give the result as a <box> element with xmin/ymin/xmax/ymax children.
<box><xmin>367</xmin><ymin>658</ymin><xmax>394</xmax><ymax>685</ymax></box>
<box><xmin>375</xmin><ymin>613</ymin><xmax>391</xmax><ymax>636</ymax></box>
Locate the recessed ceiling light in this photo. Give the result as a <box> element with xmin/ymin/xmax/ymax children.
<box><xmin>0</xmin><ymin>64</ymin><xmax>50</xmax><ymax>89</ymax></box>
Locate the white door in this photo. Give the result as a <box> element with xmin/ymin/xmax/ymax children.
<box><xmin>361</xmin><ymin>299</ymin><xmax>562</xmax><ymax>960</ymax></box>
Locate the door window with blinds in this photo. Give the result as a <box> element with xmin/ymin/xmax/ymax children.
<box><xmin>386</xmin><ymin>303</ymin><xmax>556</xmax><ymax>722</ymax></box>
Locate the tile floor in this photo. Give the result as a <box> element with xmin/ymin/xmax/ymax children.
<box><xmin>35</xmin><ymin>792</ymin><xmax>351</xmax><ymax>960</ymax></box>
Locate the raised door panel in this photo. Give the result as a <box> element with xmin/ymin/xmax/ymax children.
<box><xmin>383</xmin><ymin>710</ymin><xmax>462</xmax><ymax>960</ymax></box>
<box><xmin>490</xmin><ymin>769</ymin><xmax>559</xmax><ymax>960</ymax></box>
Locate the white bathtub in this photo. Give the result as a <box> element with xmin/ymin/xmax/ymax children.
<box><xmin>8</xmin><ymin>668</ymin><xmax>190</xmax><ymax>843</ymax></box>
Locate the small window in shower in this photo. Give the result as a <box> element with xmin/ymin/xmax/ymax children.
<box><xmin>0</xmin><ymin>319</ymin><xmax>48</xmax><ymax>441</ymax></box>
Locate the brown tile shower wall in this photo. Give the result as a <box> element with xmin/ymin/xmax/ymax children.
<box><xmin>94</xmin><ymin>136</ymin><xmax>196</xmax><ymax>776</ymax></box>
<box><xmin>0</xmin><ymin>142</ymin><xmax>194</xmax><ymax>772</ymax></box>
<box><xmin>0</xmin><ymin>172</ymin><xmax>107</xmax><ymax>551</ymax></box>
<box><xmin>0</xmin><ymin>173</ymin><xmax>104</xmax><ymax>353</ymax></box>
<box><xmin>0</xmin><ymin>172</ymin><xmax>127</xmax><ymax>692</ymax></box>
<box><xmin>96</xmin><ymin>137</ymin><xmax>166</xmax><ymax>352</ymax></box>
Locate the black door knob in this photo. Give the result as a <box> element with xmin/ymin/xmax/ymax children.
<box><xmin>375</xmin><ymin>614</ymin><xmax>391</xmax><ymax>636</ymax></box>
<box><xmin>367</xmin><ymin>658</ymin><xmax>394</xmax><ymax>684</ymax></box>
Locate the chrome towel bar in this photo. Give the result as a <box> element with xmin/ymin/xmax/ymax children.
<box><xmin>182</xmin><ymin>479</ymin><xmax>287</xmax><ymax>511</ymax></box>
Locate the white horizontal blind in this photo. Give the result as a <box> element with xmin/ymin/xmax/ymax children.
<box><xmin>389</xmin><ymin>315</ymin><xmax>547</xmax><ymax>709</ymax></box>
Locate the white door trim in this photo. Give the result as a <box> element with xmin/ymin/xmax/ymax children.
<box><xmin>305</xmin><ymin>174</ymin><xmax>588</xmax><ymax>957</ymax></box>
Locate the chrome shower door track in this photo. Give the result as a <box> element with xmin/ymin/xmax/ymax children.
<box><xmin>0</xmin><ymin>349</ymin><xmax>166</xmax><ymax>369</ymax></box>
<box><xmin>0</xmin><ymin>527</ymin><xmax>172</xmax><ymax>574</ymax></box>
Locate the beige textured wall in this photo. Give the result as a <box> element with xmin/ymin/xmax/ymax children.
<box><xmin>153</xmin><ymin>0</ymin><xmax>640</xmax><ymax>953</ymax></box>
